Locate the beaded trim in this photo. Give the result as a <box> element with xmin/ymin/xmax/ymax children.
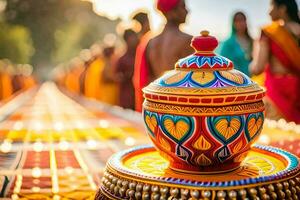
<box><xmin>97</xmin><ymin>169</ymin><xmax>300</xmax><ymax>199</ymax></box>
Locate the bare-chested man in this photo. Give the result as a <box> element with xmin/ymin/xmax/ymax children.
<box><xmin>133</xmin><ymin>0</ymin><xmax>193</xmax><ymax>111</ymax></box>
<box><xmin>148</xmin><ymin>0</ymin><xmax>193</xmax><ymax>79</ymax></box>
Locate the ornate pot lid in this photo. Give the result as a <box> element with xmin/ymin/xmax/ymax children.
<box><xmin>143</xmin><ymin>31</ymin><xmax>265</xmax><ymax>107</ymax></box>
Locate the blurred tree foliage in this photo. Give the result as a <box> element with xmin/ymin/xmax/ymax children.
<box><xmin>0</xmin><ymin>0</ymin><xmax>33</xmax><ymax>64</ymax></box>
<box><xmin>0</xmin><ymin>22</ymin><xmax>34</xmax><ymax>63</ymax></box>
<box><xmin>4</xmin><ymin>0</ymin><xmax>119</xmax><ymax>70</ymax></box>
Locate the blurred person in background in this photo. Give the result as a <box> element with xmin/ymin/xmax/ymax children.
<box><xmin>83</xmin><ymin>44</ymin><xmax>105</xmax><ymax>100</ymax></box>
<box><xmin>218</xmin><ymin>11</ymin><xmax>253</xmax><ymax>76</ymax></box>
<box><xmin>16</xmin><ymin>64</ymin><xmax>36</xmax><ymax>91</ymax></box>
<box><xmin>133</xmin><ymin>0</ymin><xmax>193</xmax><ymax>112</ymax></box>
<box><xmin>115</xmin><ymin>29</ymin><xmax>139</xmax><ymax>110</ymax></box>
<box><xmin>78</xmin><ymin>49</ymin><xmax>93</xmax><ymax>95</ymax></box>
<box><xmin>251</xmin><ymin>0</ymin><xmax>300</xmax><ymax>123</ymax></box>
<box><xmin>132</xmin><ymin>12</ymin><xmax>151</xmax><ymax>38</ymax></box>
<box><xmin>65</xmin><ymin>58</ymin><xmax>85</xmax><ymax>95</ymax></box>
<box><xmin>11</xmin><ymin>69</ymin><xmax>24</xmax><ymax>94</ymax></box>
<box><xmin>52</xmin><ymin>65</ymin><xmax>65</xmax><ymax>87</ymax></box>
<box><xmin>0</xmin><ymin>61</ymin><xmax>35</xmax><ymax>100</ymax></box>
<box><xmin>101</xmin><ymin>46</ymin><xmax>119</xmax><ymax>105</ymax></box>
<box><xmin>0</xmin><ymin>60</ymin><xmax>13</xmax><ymax>100</ymax></box>
<box><xmin>132</xmin><ymin>11</ymin><xmax>152</xmax><ymax>112</ymax></box>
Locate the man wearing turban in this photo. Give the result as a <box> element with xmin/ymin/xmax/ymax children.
<box><xmin>133</xmin><ymin>0</ymin><xmax>193</xmax><ymax>112</ymax></box>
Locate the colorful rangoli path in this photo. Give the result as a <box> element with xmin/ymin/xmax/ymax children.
<box><xmin>0</xmin><ymin>83</ymin><xmax>147</xmax><ymax>199</ymax></box>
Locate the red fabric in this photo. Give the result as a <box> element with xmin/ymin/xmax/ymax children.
<box><xmin>133</xmin><ymin>33</ymin><xmax>152</xmax><ymax>112</ymax></box>
<box><xmin>262</xmin><ymin>22</ymin><xmax>300</xmax><ymax>73</ymax></box>
<box><xmin>267</xmin><ymin>33</ymin><xmax>300</xmax><ymax>75</ymax></box>
<box><xmin>157</xmin><ymin>0</ymin><xmax>180</xmax><ymax>13</ymax></box>
<box><xmin>265</xmin><ymin>39</ymin><xmax>300</xmax><ymax>124</ymax></box>
<box><xmin>265</xmin><ymin>67</ymin><xmax>300</xmax><ymax>123</ymax></box>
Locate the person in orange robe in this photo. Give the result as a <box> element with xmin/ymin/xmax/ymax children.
<box><xmin>65</xmin><ymin>58</ymin><xmax>85</xmax><ymax>94</ymax></box>
<box><xmin>83</xmin><ymin>44</ymin><xmax>104</xmax><ymax>99</ymax></box>
<box><xmin>133</xmin><ymin>0</ymin><xmax>193</xmax><ymax>112</ymax></box>
<box><xmin>18</xmin><ymin>65</ymin><xmax>36</xmax><ymax>91</ymax></box>
<box><xmin>251</xmin><ymin>0</ymin><xmax>300</xmax><ymax>123</ymax></box>
<box><xmin>21</xmin><ymin>67</ymin><xmax>36</xmax><ymax>90</ymax></box>
<box><xmin>84</xmin><ymin>57</ymin><xmax>104</xmax><ymax>99</ymax></box>
<box><xmin>0</xmin><ymin>62</ymin><xmax>13</xmax><ymax>100</ymax></box>
<box><xmin>22</xmin><ymin>75</ymin><xmax>36</xmax><ymax>90</ymax></box>
<box><xmin>100</xmin><ymin>46</ymin><xmax>119</xmax><ymax>105</ymax></box>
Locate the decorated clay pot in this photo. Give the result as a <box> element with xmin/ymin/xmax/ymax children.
<box><xmin>142</xmin><ymin>31</ymin><xmax>265</xmax><ymax>173</ymax></box>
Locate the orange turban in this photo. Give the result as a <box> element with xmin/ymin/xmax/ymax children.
<box><xmin>157</xmin><ymin>0</ymin><xmax>180</xmax><ymax>13</ymax></box>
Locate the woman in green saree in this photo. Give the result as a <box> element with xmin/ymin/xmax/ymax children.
<box><xmin>218</xmin><ymin>12</ymin><xmax>253</xmax><ymax>76</ymax></box>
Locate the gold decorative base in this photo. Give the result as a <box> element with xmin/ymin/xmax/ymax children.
<box><xmin>95</xmin><ymin>145</ymin><xmax>300</xmax><ymax>200</ymax></box>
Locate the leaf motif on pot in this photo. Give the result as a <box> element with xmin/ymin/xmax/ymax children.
<box><xmin>219</xmin><ymin>71</ymin><xmax>244</xmax><ymax>84</ymax></box>
<box><xmin>163</xmin><ymin>118</ymin><xmax>190</xmax><ymax>141</ymax></box>
<box><xmin>144</xmin><ymin>112</ymin><xmax>158</xmax><ymax>137</ymax></box>
<box><xmin>164</xmin><ymin>71</ymin><xmax>189</xmax><ymax>85</ymax></box>
<box><xmin>192</xmin><ymin>135</ymin><xmax>211</xmax><ymax>150</ymax></box>
<box><xmin>195</xmin><ymin>154</ymin><xmax>212</xmax><ymax>166</ymax></box>
<box><xmin>159</xmin><ymin>137</ymin><xmax>171</xmax><ymax>151</ymax></box>
<box><xmin>191</xmin><ymin>71</ymin><xmax>215</xmax><ymax>85</ymax></box>
<box><xmin>245</xmin><ymin>112</ymin><xmax>264</xmax><ymax>142</ymax></box>
<box><xmin>215</xmin><ymin>118</ymin><xmax>241</xmax><ymax>140</ymax></box>
<box><xmin>208</xmin><ymin>116</ymin><xmax>244</xmax><ymax>145</ymax></box>
<box><xmin>232</xmin><ymin>140</ymin><xmax>243</xmax><ymax>154</ymax></box>
<box><xmin>248</xmin><ymin>116</ymin><xmax>263</xmax><ymax>138</ymax></box>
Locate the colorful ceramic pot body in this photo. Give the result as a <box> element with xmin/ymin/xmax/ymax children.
<box><xmin>142</xmin><ymin>31</ymin><xmax>265</xmax><ymax>173</ymax></box>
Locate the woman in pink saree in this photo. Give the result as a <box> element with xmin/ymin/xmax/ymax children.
<box><xmin>251</xmin><ymin>0</ymin><xmax>300</xmax><ymax>123</ymax></box>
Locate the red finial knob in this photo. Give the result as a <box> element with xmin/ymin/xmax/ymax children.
<box><xmin>191</xmin><ymin>30</ymin><xmax>218</xmax><ymax>52</ymax></box>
